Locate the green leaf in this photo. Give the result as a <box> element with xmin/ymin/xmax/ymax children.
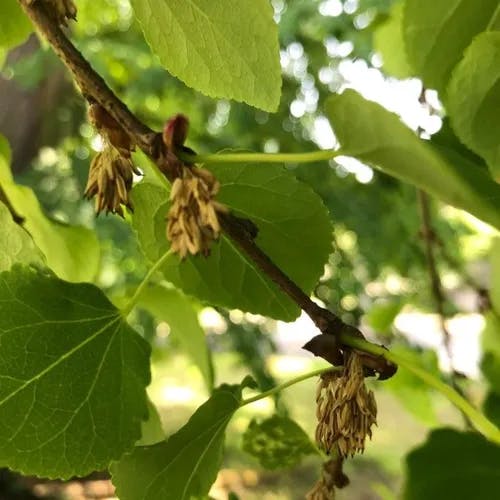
<box><xmin>0</xmin><ymin>137</ymin><xmax>99</xmax><ymax>282</ymax></box>
<box><xmin>0</xmin><ymin>135</ymin><xmax>10</xmax><ymax>163</ymax></box>
<box><xmin>447</xmin><ymin>32</ymin><xmax>500</xmax><ymax>180</ymax></box>
<box><xmin>111</xmin><ymin>381</ymin><xmax>248</xmax><ymax>500</ymax></box>
<box><xmin>0</xmin><ymin>202</ymin><xmax>45</xmax><ymax>272</ymax></box>
<box><xmin>383</xmin><ymin>347</ymin><xmax>438</xmax><ymax>425</ymax></box>
<box><xmin>138</xmin><ymin>399</ymin><xmax>165</xmax><ymax>446</ymax></box>
<box><xmin>242</xmin><ymin>415</ymin><xmax>317</xmax><ymax>469</ymax></box>
<box><xmin>403</xmin><ymin>0</ymin><xmax>499</xmax><ymax>93</ymax></box>
<box><xmin>490</xmin><ymin>237</ymin><xmax>500</xmax><ymax>314</ymax></box>
<box><xmin>430</xmin><ymin>119</ymin><xmax>488</xmax><ymax>172</ymax></box>
<box><xmin>482</xmin><ymin>351</ymin><xmax>500</xmax><ymax>395</ymax></box>
<box><xmin>138</xmin><ymin>283</ymin><xmax>214</xmax><ymax>392</ymax></box>
<box><xmin>0</xmin><ymin>266</ymin><xmax>151</xmax><ymax>478</ymax></box>
<box><xmin>363</xmin><ymin>299</ymin><xmax>404</xmax><ymax>335</ymax></box>
<box><xmin>483</xmin><ymin>391</ymin><xmax>500</xmax><ymax>428</ymax></box>
<box><xmin>129</xmin><ymin>0</ymin><xmax>281</xmax><ymax>111</ymax></box>
<box><xmin>0</xmin><ymin>0</ymin><xmax>32</xmax><ymax>52</ymax></box>
<box><xmin>130</xmin><ymin>181</ymin><xmax>169</xmax><ymax>263</ymax></box>
<box><xmin>404</xmin><ymin>428</ymin><xmax>500</xmax><ymax>499</ymax></box>
<box><xmin>374</xmin><ymin>2</ymin><xmax>413</xmax><ymax>79</ymax></box>
<box><xmin>0</xmin><ymin>49</ymin><xmax>6</xmax><ymax>69</ymax></box>
<box><xmin>481</xmin><ymin>311</ymin><xmax>500</xmax><ymax>394</ymax></box>
<box><xmin>132</xmin><ymin>163</ymin><xmax>332</xmax><ymax>321</ymax></box>
<box><xmin>326</xmin><ymin>90</ymin><xmax>500</xmax><ymax>230</ymax></box>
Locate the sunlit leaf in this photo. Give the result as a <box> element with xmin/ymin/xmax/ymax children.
<box><xmin>403</xmin><ymin>0</ymin><xmax>499</xmax><ymax>93</ymax></box>
<box><xmin>374</xmin><ymin>2</ymin><xmax>413</xmax><ymax>79</ymax></box>
<box><xmin>0</xmin><ymin>136</ymin><xmax>99</xmax><ymax>282</ymax></box>
<box><xmin>0</xmin><ymin>0</ymin><xmax>32</xmax><ymax>52</ymax></box>
<box><xmin>138</xmin><ymin>283</ymin><xmax>214</xmax><ymax>392</ymax></box>
<box><xmin>129</xmin><ymin>0</ymin><xmax>281</xmax><ymax>111</ymax></box>
<box><xmin>447</xmin><ymin>32</ymin><xmax>500</xmax><ymax>180</ymax></box>
<box><xmin>0</xmin><ymin>202</ymin><xmax>45</xmax><ymax>272</ymax></box>
<box><xmin>0</xmin><ymin>266</ymin><xmax>151</xmax><ymax>478</ymax></box>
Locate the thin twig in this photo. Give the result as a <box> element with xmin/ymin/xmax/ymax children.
<box><xmin>417</xmin><ymin>190</ymin><xmax>473</xmax><ymax>427</ymax></box>
<box><xmin>418</xmin><ymin>190</ymin><xmax>453</xmax><ymax>354</ymax></box>
<box><xmin>17</xmin><ymin>1</ymin><xmax>156</xmax><ymax>153</ymax></box>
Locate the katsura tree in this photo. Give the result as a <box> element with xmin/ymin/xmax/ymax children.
<box><xmin>1</xmin><ymin>0</ymin><xmax>500</xmax><ymax>499</ymax></box>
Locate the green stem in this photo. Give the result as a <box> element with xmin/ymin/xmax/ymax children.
<box><xmin>487</xmin><ymin>4</ymin><xmax>500</xmax><ymax>30</ymax></box>
<box><xmin>180</xmin><ymin>149</ymin><xmax>343</xmax><ymax>165</ymax></box>
<box><xmin>121</xmin><ymin>249</ymin><xmax>174</xmax><ymax>316</ymax></box>
<box><xmin>240</xmin><ymin>366</ymin><xmax>339</xmax><ymax>407</ymax></box>
<box><xmin>341</xmin><ymin>334</ymin><xmax>500</xmax><ymax>444</ymax></box>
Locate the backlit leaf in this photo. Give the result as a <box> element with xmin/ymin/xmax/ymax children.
<box><xmin>129</xmin><ymin>0</ymin><xmax>281</xmax><ymax>111</ymax></box>
<box><xmin>447</xmin><ymin>32</ymin><xmax>500</xmax><ymax>180</ymax></box>
<box><xmin>0</xmin><ymin>202</ymin><xmax>45</xmax><ymax>272</ymax></box>
<box><xmin>138</xmin><ymin>283</ymin><xmax>214</xmax><ymax>392</ymax></box>
<box><xmin>326</xmin><ymin>90</ymin><xmax>500</xmax><ymax>230</ymax></box>
<box><xmin>374</xmin><ymin>2</ymin><xmax>413</xmax><ymax>79</ymax></box>
<box><xmin>0</xmin><ymin>136</ymin><xmax>99</xmax><ymax>282</ymax></box>
<box><xmin>403</xmin><ymin>0</ymin><xmax>499</xmax><ymax>93</ymax></box>
<box><xmin>0</xmin><ymin>0</ymin><xmax>32</xmax><ymax>52</ymax></box>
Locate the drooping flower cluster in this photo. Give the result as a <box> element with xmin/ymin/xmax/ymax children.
<box><xmin>315</xmin><ymin>352</ymin><xmax>377</xmax><ymax>458</ymax></box>
<box><xmin>306</xmin><ymin>457</ymin><xmax>349</xmax><ymax>500</ymax></box>
<box><xmin>84</xmin><ymin>147</ymin><xmax>140</xmax><ymax>216</ymax></box>
<box><xmin>306</xmin><ymin>475</ymin><xmax>335</xmax><ymax>500</ymax></box>
<box><xmin>167</xmin><ymin>167</ymin><xmax>227</xmax><ymax>258</ymax></box>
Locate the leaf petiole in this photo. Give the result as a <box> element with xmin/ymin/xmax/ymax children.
<box><xmin>180</xmin><ymin>149</ymin><xmax>344</xmax><ymax>165</ymax></box>
<box><xmin>240</xmin><ymin>365</ymin><xmax>340</xmax><ymax>407</ymax></box>
<box><xmin>341</xmin><ymin>333</ymin><xmax>500</xmax><ymax>444</ymax></box>
<box><xmin>121</xmin><ymin>249</ymin><xmax>174</xmax><ymax>316</ymax></box>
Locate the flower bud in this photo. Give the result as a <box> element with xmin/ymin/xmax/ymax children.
<box><xmin>163</xmin><ymin>114</ymin><xmax>189</xmax><ymax>151</ymax></box>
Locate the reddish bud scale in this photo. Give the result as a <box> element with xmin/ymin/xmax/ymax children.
<box><xmin>163</xmin><ymin>114</ymin><xmax>189</xmax><ymax>151</ymax></box>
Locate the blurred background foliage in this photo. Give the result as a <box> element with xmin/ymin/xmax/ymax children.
<box><xmin>0</xmin><ymin>0</ymin><xmax>495</xmax><ymax>498</ymax></box>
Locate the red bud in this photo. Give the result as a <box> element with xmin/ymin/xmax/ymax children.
<box><xmin>163</xmin><ymin>114</ymin><xmax>189</xmax><ymax>151</ymax></box>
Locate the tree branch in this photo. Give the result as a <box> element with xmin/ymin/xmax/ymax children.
<box><xmin>418</xmin><ymin>190</ymin><xmax>473</xmax><ymax>427</ymax></box>
<box><xmin>18</xmin><ymin>0</ymin><xmax>156</xmax><ymax>153</ymax></box>
<box><xmin>417</xmin><ymin>190</ymin><xmax>452</xmax><ymax>352</ymax></box>
<box><xmin>18</xmin><ymin>0</ymin><xmax>395</xmax><ymax>378</ymax></box>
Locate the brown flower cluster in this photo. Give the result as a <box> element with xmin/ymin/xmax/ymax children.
<box><xmin>84</xmin><ymin>147</ymin><xmax>140</xmax><ymax>216</ymax></box>
<box><xmin>28</xmin><ymin>0</ymin><xmax>77</xmax><ymax>26</ymax></box>
<box><xmin>167</xmin><ymin>167</ymin><xmax>227</xmax><ymax>258</ymax></box>
<box><xmin>315</xmin><ymin>352</ymin><xmax>377</xmax><ymax>458</ymax></box>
